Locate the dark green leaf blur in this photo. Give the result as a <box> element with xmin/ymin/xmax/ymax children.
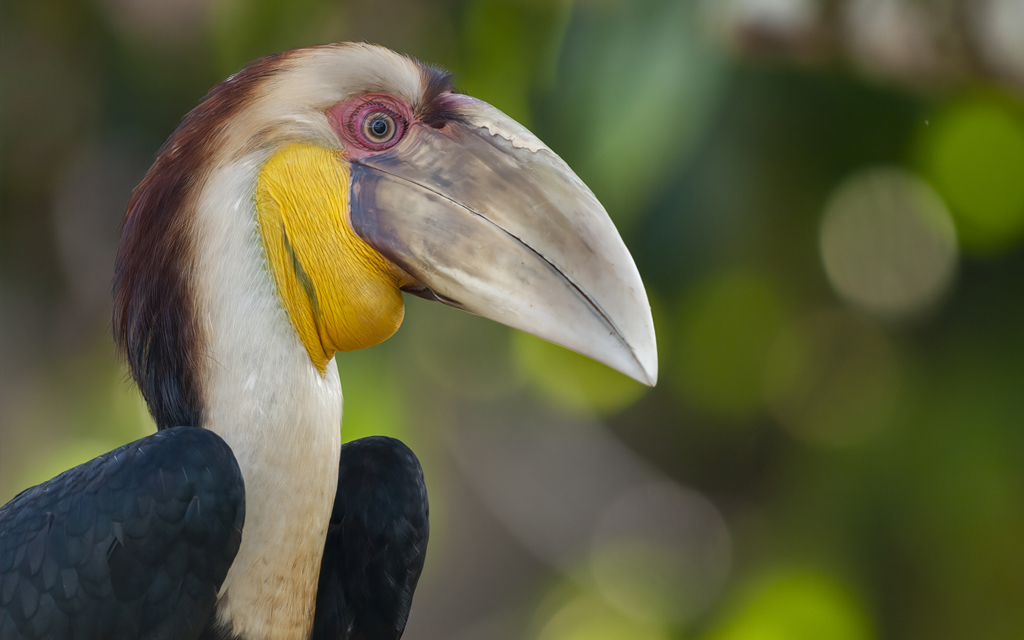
<box><xmin>2</xmin><ymin>1</ymin><xmax>1022</xmax><ymax>639</ymax></box>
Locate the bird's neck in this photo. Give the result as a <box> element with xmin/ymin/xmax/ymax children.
<box><xmin>194</xmin><ymin>157</ymin><xmax>342</xmax><ymax>640</ymax></box>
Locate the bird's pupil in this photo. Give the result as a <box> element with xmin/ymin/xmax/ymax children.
<box><xmin>371</xmin><ymin>118</ymin><xmax>389</xmax><ymax>137</ymax></box>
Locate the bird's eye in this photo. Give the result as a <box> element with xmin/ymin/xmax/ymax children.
<box><xmin>350</xmin><ymin>102</ymin><xmax>407</xmax><ymax>151</ymax></box>
<box><xmin>329</xmin><ymin>94</ymin><xmax>411</xmax><ymax>155</ymax></box>
<box><xmin>363</xmin><ymin>112</ymin><xmax>395</xmax><ymax>143</ymax></box>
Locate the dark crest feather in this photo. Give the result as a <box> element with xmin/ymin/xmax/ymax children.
<box><xmin>415</xmin><ymin>62</ymin><xmax>462</xmax><ymax>128</ymax></box>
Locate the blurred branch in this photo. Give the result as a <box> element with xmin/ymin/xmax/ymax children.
<box><xmin>707</xmin><ymin>0</ymin><xmax>1024</xmax><ymax>93</ymax></box>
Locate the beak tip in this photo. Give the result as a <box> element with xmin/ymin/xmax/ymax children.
<box><xmin>614</xmin><ymin>353</ymin><xmax>656</xmax><ymax>387</ymax></box>
<box><xmin>640</xmin><ymin>365</ymin><xmax>658</xmax><ymax>387</ymax></box>
<box><xmin>609</xmin><ymin>326</ymin><xmax>657</xmax><ymax>386</ymax></box>
<box><xmin>633</xmin><ymin>342</ymin><xmax>658</xmax><ymax>387</ymax></box>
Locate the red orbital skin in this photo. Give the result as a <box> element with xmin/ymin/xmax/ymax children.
<box><xmin>328</xmin><ymin>93</ymin><xmax>413</xmax><ymax>159</ymax></box>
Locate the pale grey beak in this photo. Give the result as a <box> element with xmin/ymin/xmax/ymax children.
<box><xmin>349</xmin><ymin>97</ymin><xmax>657</xmax><ymax>386</ymax></box>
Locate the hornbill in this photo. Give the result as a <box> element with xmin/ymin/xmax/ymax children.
<box><xmin>0</xmin><ymin>43</ymin><xmax>657</xmax><ymax>639</ymax></box>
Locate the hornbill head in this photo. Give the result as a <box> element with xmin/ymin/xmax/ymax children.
<box><xmin>119</xmin><ymin>42</ymin><xmax>655</xmax><ymax>389</ymax></box>
<box><xmin>117</xmin><ymin>42</ymin><xmax>656</xmax><ymax>431</ymax></box>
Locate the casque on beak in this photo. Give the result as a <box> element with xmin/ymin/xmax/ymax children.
<box><xmin>349</xmin><ymin>95</ymin><xmax>657</xmax><ymax>386</ymax></box>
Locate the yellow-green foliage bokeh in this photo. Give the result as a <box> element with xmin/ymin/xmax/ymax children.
<box><xmin>705</xmin><ymin>569</ymin><xmax>875</xmax><ymax>640</ymax></box>
<box><xmin>917</xmin><ymin>96</ymin><xmax>1024</xmax><ymax>254</ymax></box>
<box><xmin>512</xmin><ymin>332</ymin><xmax>648</xmax><ymax>415</ymax></box>
<box><xmin>674</xmin><ymin>270</ymin><xmax>789</xmax><ymax>420</ymax></box>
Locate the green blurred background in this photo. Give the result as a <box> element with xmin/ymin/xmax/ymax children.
<box><xmin>2</xmin><ymin>1</ymin><xmax>1023</xmax><ymax>638</ymax></box>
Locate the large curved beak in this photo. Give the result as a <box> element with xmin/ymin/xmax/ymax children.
<box><xmin>349</xmin><ymin>96</ymin><xmax>657</xmax><ymax>386</ymax></box>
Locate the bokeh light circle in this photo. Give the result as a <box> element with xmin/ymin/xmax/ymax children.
<box><xmin>819</xmin><ymin>166</ymin><xmax>958</xmax><ymax>318</ymax></box>
<box><xmin>589</xmin><ymin>482</ymin><xmax>731</xmax><ymax>624</ymax></box>
<box><xmin>764</xmin><ymin>309</ymin><xmax>900</xmax><ymax>448</ymax></box>
<box><xmin>536</xmin><ymin>593</ymin><xmax>672</xmax><ymax>640</ymax></box>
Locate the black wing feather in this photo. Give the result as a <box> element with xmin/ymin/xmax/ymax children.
<box><xmin>313</xmin><ymin>436</ymin><xmax>429</xmax><ymax>640</ymax></box>
<box><xmin>0</xmin><ymin>427</ymin><xmax>244</xmax><ymax>640</ymax></box>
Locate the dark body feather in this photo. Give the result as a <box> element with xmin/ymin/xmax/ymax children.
<box><xmin>0</xmin><ymin>432</ymin><xmax>430</xmax><ymax>640</ymax></box>
<box><xmin>0</xmin><ymin>428</ymin><xmax>244</xmax><ymax>640</ymax></box>
<box><xmin>313</xmin><ymin>437</ymin><xmax>429</xmax><ymax>640</ymax></box>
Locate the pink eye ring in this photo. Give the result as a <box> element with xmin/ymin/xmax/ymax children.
<box><xmin>327</xmin><ymin>93</ymin><xmax>413</xmax><ymax>156</ymax></box>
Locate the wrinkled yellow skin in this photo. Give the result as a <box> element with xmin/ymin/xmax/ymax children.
<box><xmin>256</xmin><ymin>143</ymin><xmax>405</xmax><ymax>374</ymax></box>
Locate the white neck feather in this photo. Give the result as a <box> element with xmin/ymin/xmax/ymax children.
<box><xmin>194</xmin><ymin>152</ymin><xmax>342</xmax><ymax>640</ymax></box>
